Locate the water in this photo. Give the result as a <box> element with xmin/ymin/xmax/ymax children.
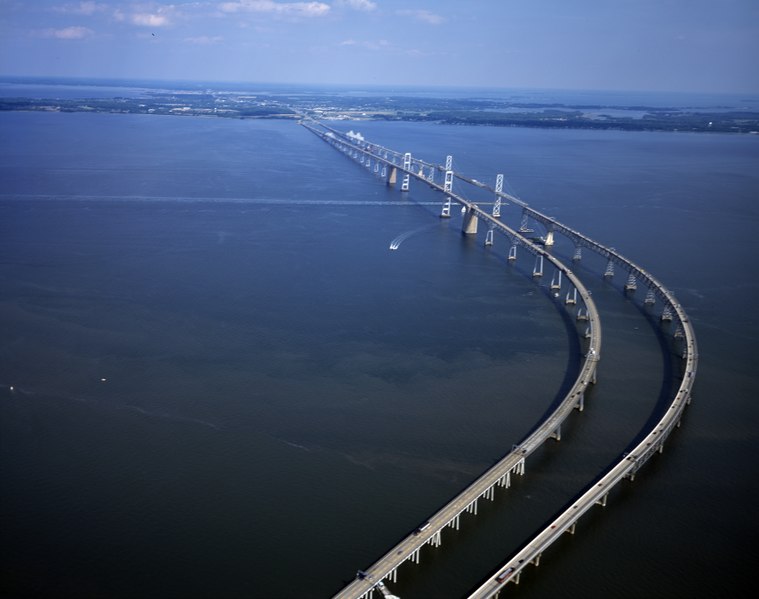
<box><xmin>1</xmin><ymin>103</ymin><xmax>758</xmax><ymax>598</ymax></box>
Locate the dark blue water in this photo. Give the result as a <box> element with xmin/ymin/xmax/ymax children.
<box><xmin>1</xmin><ymin>107</ymin><xmax>757</xmax><ymax>598</ymax></box>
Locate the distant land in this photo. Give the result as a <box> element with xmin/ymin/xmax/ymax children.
<box><xmin>2</xmin><ymin>77</ymin><xmax>758</xmax><ymax>134</ymax></box>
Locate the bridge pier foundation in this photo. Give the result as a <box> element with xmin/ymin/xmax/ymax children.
<box><xmin>462</xmin><ymin>207</ymin><xmax>479</xmax><ymax>235</ymax></box>
<box><xmin>544</xmin><ymin>229</ymin><xmax>555</xmax><ymax>247</ymax></box>
<box><xmin>387</xmin><ymin>167</ymin><xmax>397</xmax><ymax>186</ymax></box>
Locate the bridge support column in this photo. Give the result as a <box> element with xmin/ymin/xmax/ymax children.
<box><xmin>604</xmin><ymin>259</ymin><xmax>615</xmax><ymax>278</ymax></box>
<box><xmin>485</xmin><ymin>226</ymin><xmax>494</xmax><ymax>246</ymax></box>
<box><xmin>661</xmin><ymin>305</ymin><xmax>673</xmax><ymax>321</ymax></box>
<box><xmin>565</xmin><ymin>287</ymin><xmax>577</xmax><ymax>305</ymax></box>
<box><xmin>550</xmin><ymin>269</ymin><xmax>562</xmax><ymax>291</ymax></box>
<box><xmin>533</xmin><ymin>254</ymin><xmax>544</xmax><ymax>277</ymax></box>
<box><xmin>387</xmin><ymin>167</ymin><xmax>397</xmax><ymax>186</ymax></box>
<box><xmin>596</xmin><ymin>493</ymin><xmax>608</xmax><ymax>507</ymax></box>
<box><xmin>462</xmin><ymin>207</ymin><xmax>479</xmax><ymax>235</ymax></box>
<box><xmin>625</xmin><ymin>273</ymin><xmax>637</xmax><ymax>292</ymax></box>
<box><xmin>508</xmin><ymin>243</ymin><xmax>517</xmax><ymax>262</ymax></box>
<box><xmin>566</xmin><ymin>523</ymin><xmax>576</xmax><ymax>535</ymax></box>
<box><xmin>532</xmin><ymin>553</ymin><xmax>542</xmax><ymax>567</ymax></box>
<box><xmin>544</xmin><ymin>229</ymin><xmax>555</xmax><ymax>247</ymax></box>
<box><xmin>575</xmin><ymin>392</ymin><xmax>585</xmax><ymax>411</ymax></box>
<box><xmin>551</xmin><ymin>425</ymin><xmax>561</xmax><ymax>441</ymax></box>
<box><xmin>644</xmin><ymin>289</ymin><xmax>656</xmax><ymax>305</ymax></box>
<box><xmin>573</xmin><ymin>246</ymin><xmax>582</xmax><ymax>261</ymax></box>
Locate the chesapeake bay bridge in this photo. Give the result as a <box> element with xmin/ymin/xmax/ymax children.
<box><xmin>301</xmin><ymin>119</ymin><xmax>698</xmax><ymax>599</ymax></box>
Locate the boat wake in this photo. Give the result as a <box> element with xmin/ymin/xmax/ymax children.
<box><xmin>389</xmin><ymin>223</ymin><xmax>438</xmax><ymax>251</ymax></box>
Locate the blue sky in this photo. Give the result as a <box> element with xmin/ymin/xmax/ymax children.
<box><xmin>1</xmin><ymin>0</ymin><xmax>758</xmax><ymax>92</ymax></box>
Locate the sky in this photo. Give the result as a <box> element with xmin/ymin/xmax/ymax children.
<box><xmin>1</xmin><ymin>0</ymin><xmax>758</xmax><ymax>93</ymax></box>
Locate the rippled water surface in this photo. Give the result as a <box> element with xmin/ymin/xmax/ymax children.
<box><xmin>1</xmin><ymin>107</ymin><xmax>758</xmax><ymax>598</ymax></box>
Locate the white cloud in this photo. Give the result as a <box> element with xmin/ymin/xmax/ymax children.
<box><xmin>397</xmin><ymin>9</ymin><xmax>444</xmax><ymax>25</ymax></box>
<box><xmin>39</xmin><ymin>26</ymin><xmax>94</xmax><ymax>39</ymax></box>
<box><xmin>53</xmin><ymin>2</ymin><xmax>108</xmax><ymax>16</ymax></box>
<box><xmin>339</xmin><ymin>38</ymin><xmax>390</xmax><ymax>51</ymax></box>
<box><xmin>219</xmin><ymin>1</ymin><xmax>330</xmax><ymax>17</ymax></box>
<box><xmin>130</xmin><ymin>13</ymin><xmax>171</xmax><ymax>27</ymax></box>
<box><xmin>185</xmin><ymin>35</ymin><xmax>224</xmax><ymax>44</ymax></box>
<box><xmin>336</xmin><ymin>0</ymin><xmax>377</xmax><ymax>11</ymax></box>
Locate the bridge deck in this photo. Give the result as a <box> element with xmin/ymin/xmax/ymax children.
<box><xmin>303</xmin><ymin>121</ymin><xmax>696</xmax><ymax>599</ymax></box>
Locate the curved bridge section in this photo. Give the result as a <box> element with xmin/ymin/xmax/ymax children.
<box><xmin>301</xmin><ymin>121</ymin><xmax>696</xmax><ymax>599</ymax></box>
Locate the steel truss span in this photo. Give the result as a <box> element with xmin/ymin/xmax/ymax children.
<box><xmin>301</xmin><ymin>120</ymin><xmax>697</xmax><ymax>599</ymax></box>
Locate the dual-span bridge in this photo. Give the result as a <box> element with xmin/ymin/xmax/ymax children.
<box><xmin>301</xmin><ymin>119</ymin><xmax>697</xmax><ymax>599</ymax></box>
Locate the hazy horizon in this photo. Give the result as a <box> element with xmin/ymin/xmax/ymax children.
<box><xmin>1</xmin><ymin>1</ymin><xmax>758</xmax><ymax>95</ymax></box>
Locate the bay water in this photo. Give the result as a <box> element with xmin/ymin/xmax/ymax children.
<box><xmin>1</xmin><ymin>104</ymin><xmax>757</xmax><ymax>598</ymax></box>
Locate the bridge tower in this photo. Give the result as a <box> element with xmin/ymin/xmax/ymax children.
<box><xmin>493</xmin><ymin>174</ymin><xmax>504</xmax><ymax>218</ymax></box>
<box><xmin>441</xmin><ymin>166</ymin><xmax>453</xmax><ymax>218</ymax></box>
<box><xmin>519</xmin><ymin>211</ymin><xmax>534</xmax><ymax>233</ymax></box>
<box><xmin>400</xmin><ymin>152</ymin><xmax>411</xmax><ymax>191</ymax></box>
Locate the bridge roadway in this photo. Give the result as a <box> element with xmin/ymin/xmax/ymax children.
<box><xmin>468</xmin><ymin>314</ymin><xmax>696</xmax><ymax>597</ymax></box>
<box><xmin>303</xmin><ymin>121</ymin><xmax>603</xmax><ymax>599</ymax></box>
<box><xmin>305</xmin><ymin>121</ymin><xmax>697</xmax><ymax>598</ymax></box>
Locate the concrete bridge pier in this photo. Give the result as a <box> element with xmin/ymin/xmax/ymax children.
<box><xmin>462</xmin><ymin>206</ymin><xmax>479</xmax><ymax>235</ymax></box>
<box><xmin>644</xmin><ymin>289</ymin><xmax>656</xmax><ymax>305</ymax></box>
<box><xmin>533</xmin><ymin>254</ymin><xmax>544</xmax><ymax>277</ymax></box>
<box><xmin>544</xmin><ymin>229</ymin><xmax>555</xmax><ymax>247</ymax></box>
<box><xmin>625</xmin><ymin>273</ymin><xmax>637</xmax><ymax>292</ymax></box>
<box><xmin>508</xmin><ymin>243</ymin><xmax>518</xmax><ymax>261</ymax></box>
<box><xmin>565</xmin><ymin>287</ymin><xmax>578</xmax><ymax>305</ymax></box>
<box><xmin>573</xmin><ymin>246</ymin><xmax>582</xmax><ymax>261</ymax></box>
<box><xmin>575</xmin><ymin>392</ymin><xmax>585</xmax><ymax>411</ymax></box>
<box><xmin>387</xmin><ymin>166</ymin><xmax>397</xmax><ymax>186</ymax></box>
<box><xmin>485</xmin><ymin>226</ymin><xmax>494</xmax><ymax>246</ymax></box>
<box><xmin>550</xmin><ymin>269</ymin><xmax>562</xmax><ymax>291</ymax></box>
<box><xmin>604</xmin><ymin>259</ymin><xmax>615</xmax><ymax>278</ymax></box>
